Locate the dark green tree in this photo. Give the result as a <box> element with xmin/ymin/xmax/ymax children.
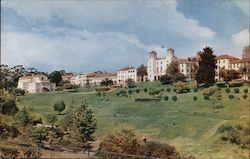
<box><xmin>15</xmin><ymin>106</ymin><xmax>30</xmax><ymax>127</ymax></box>
<box><xmin>101</xmin><ymin>78</ymin><xmax>113</xmax><ymax>87</ymax></box>
<box><xmin>137</xmin><ymin>64</ymin><xmax>147</xmax><ymax>82</ymax></box>
<box><xmin>49</xmin><ymin>71</ymin><xmax>62</xmax><ymax>86</ymax></box>
<box><xmin>53</xmin><ymin>101</ymin><xmax>66</xmax><ymax>115</ymax></box>
<box><xmin>195</xmin><ymin>47</ymin><xmax>216</xmax><ymax>86</ymax></box>
<box><xmin>166</xmin><ymin>60</ymin><xmax>179</xmax><ymax>76</ymax></box>
<box><xmin>72</xmin><ymin>102</ymin><xmax>97</xmax><ymax>152</ymax></box>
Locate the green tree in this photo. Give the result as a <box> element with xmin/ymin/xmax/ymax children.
<box><xmin>166</xmin><ymin>60</ymin><xmax>179</xmax><ymax>76</ymax></box>
<box><xmin>49</xmin><ymin>71</ymin><xmax>62</xmax><ymax>86</ymax></box>
<box><xmin>101</xmin><ymin>78</ymin><xmax>113</xmax><ymax>87</ymax></box>
<box><xmin>53</xmin><ymin>101</ymin><xmax>66</xmax><ymax>115</ymax></box>
<box><xmin>15</xmin><ymin>106</ymin><xmax>30</xmax><ymax>127</ymax></box>
<box><xmin>44</xmin><ymin>113</ymin><xmax>58</xmax><ymax>128</ymax></box>
<box><xmin>0</xmin><ymin>92</ymin><xmax>18</xmax><ymax>115</ymax></box>
<box><xmin>195</xmin><ymin>47</ymin><xmax>216</xmax><ymax>86</ymax></box>
<box><xmin>71</xmin><ymin>102</ymin><xmax>97</xmax><ymax>152</ymax></box>
<box><xmin>137</xmin><ymin>64</ymin><xmax>147</xmax><ymax>82</ymax></box>
<box><xmin>30</xmin><ymin>127</ymin><xmax>48</xmax><ymax>143</ymax></box>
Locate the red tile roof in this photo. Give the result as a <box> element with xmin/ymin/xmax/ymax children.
<box><xmin>215</xmin><ymin>54</ymin><xmax>239</xmax><ymax>60</ymax></box>
<box><xmin>87</xmin><ymin>71</ymin><xmax>116</xmax><ymax>78</ymax></box>
<box><xmin>177</xmin><ymin>59</ymin><xmax>195</xmax><ymax>64</ymax></box>
<box><xmin>118</xmin><ymin>66</ymin><xmax>135</xmax><ymax>71</ymax></box>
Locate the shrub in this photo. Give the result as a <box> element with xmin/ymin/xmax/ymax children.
<box><xmin>96</xmin><ymin>91</ymin><xmax>102</xmax><ymax>97</ymax></box>
<box><xmin>128</xmin><ymin>89</ymin><xmax>132</xmax><ymax>94</ymax></box>
<box><xmin>134</xmin><ymin>98</ymin><xmax>161</xmax><ymax>102</ymax></box>
<box><xmin>234</xmin><ymin>88</ymin><xmax>240</xmax><ymax>93</ymax></box>
<box><xmin>14</xmin><ymin>88</ymin><xmax>25</xmax><ymax>96</ymax></box>
<box><xmin>213</xmin><ymin>104</ymin><xmax>224</xmax><ymax>109</ymax></box>
<box><xmin>135</xmin><ymin>89</ymin><xmax>140</xmax><ymax>93</ymax></box>
<box><xmin>160</xmin><ymin>75</ymin><xmax>172</xmax><ymax>85</ymax></box>
<box><xmin>202</xmin><ymin>87</ymin><xmax>217</xmax><ymax>96</ymax></box>
<box><xmin>53</xmin><ymin>101</ymin><xmax>66</xmax><ymax>115</ymax></box>
<box><xmin>228</xmin><ymin>94</ymin><xmax>234</xmax><ymax>99</ymax></box>
<box><xmin>166</xmin><ymin>88</ymin><xmax>171</xmax><ymax>92</ymax></box>
<box><xmin>193</xmin><ymin>88</ymin><xmax>198</xmax><ymax>92</ymax></box>
<box><xmin>172</xmin><ymin>73</ymin><xmax>186</xmax><ymax>83</ymax></box>
<box><xmin>164</xmin><ymin>96</ymin><xmax>169</xmax><ymax>101</ymax></box>
<box><xmin>95</xmin><ymin>87</ymin><xmax>110</xmax><ymax>92</ymax></box>
<box><xmin>216</xmin><ymin>81</ymin><xmax>226</xmax><ymax>88</ymax></box>
<box><xmin>193</xmin><ymin>96</ymin><xmax>197</xmax><ymax>101</ymax></box>
<box><xmin>242</xmin><ymin>94</ymin><xmax>248</xmax><ymax>99</ymax></box>
<box><xmin>143</xmin><ymin>88</ymin><xmax>148</xmax><ymax>93</ymax></box>
<box><xmin>228</xmin><ymin>81</ymin><xmax>243</xmax><ymax>87</ymax></box>
<box><xmin>225</xmin><ymin>88</ymin><xmax>230</xmax><ymax>93</ymax></box>
<box><xmin>203</xmin><ymin>95</ymin><xmax>210</xmax><ymax>100</ymax></box>
<box><xmin>15</xmin><ymin>106</ymin><xmax>30</xmax><ymax>127</ymax></box>
<box><xmin>243</xmin><ymin>89</ymin><xmax>248</xmax><ymax>94</ymax></box>
<box><xmin>119</xmin><ymin>90</ymin><xmax>127</xmax><ymax>96</ymax></box>
<box><xmin>173</xmin><ymin>81</ymin><xmax>190</xmax><ymax>94</ymax></box>
<box><xmin>148</xmin><ymin>89</ymin><xmax>160</xmax><ymax>96</ymax></box>
<box><xmin>171</xmin><ymin>95</ymin><xmax>177</xmax><ymax>101</ymax></box>
<box><xmin>116</xmin><ymin>92</ymin><xmax>120</xmax><ymax>96</ymax></box>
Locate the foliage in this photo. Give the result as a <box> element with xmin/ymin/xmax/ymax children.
<box><xmin>193</xmin><ymin>88</ymin><xmax>198</xmax><ymax>92</ymax></box>
<box><xmin>144</xmin><ymin>88</ymin><xmax>148</xmax><ymax>92</ymax></box>
<box><xmin>225</xmin><ymin>88</ymin><xmax>230</xmax><ymax>93</ymax></box>
<box><xmin>0</xmin><ymin>92</ymin><xmax>18</xmax><ymax>115</ymax></box>
<box><xmin>15</xmin><ymin>106</ymin><xmax>30</xmax><ymax>127</ymax></box>
<box><xmin>172</xmin><ymin>73</ymin><xmax>186</xmax><ymax>83</ymax></box>
<box><xmin>148</xmin><ymin>89</ymin><xmax>161</xmax><ymax>96</ymax></box>
<box><xmin>135</xmin><ymin>98</ymin><xmax>161</xmax><ymax>102</ymax></box>
<box><xmin>53</xmin><ymin>100</ymin><xmax>66</xmax><ymax>115</ymax></box>
<box><xmin>126</xmin><ymin>78</ymin><xmax>135</xmax><ymax>88</ymax></box>
<box><xmin>101</xmin><ymin>78</ymin><xmax>113</xmax><ymax>87</ymax></box>
<box><xmin>0</xmin><ymin>124</ymin><xmax>19</xmax><ymax>139</ymax></box>
<box><xmin>242</xmin><ymin>94</ymin><xmax>248</xmax><ymax>99</ymax></box>
<box><xmin>44</xmin><ymin>113</ymin><xmax>58</xmax><ymax>128</ymax></box>
<box><xmin>213</xmin><ymin>104</ymin><xmax>224</xmax><ymax>109</ymax></box>
<box><xmin>203</xmin><ymin>95</ymin><xmax>210</xmax><ymax>100</ymax></box>
<box><xmin>49</xmin><ymin>71</ymin><xmax>62</xmax><ymax>86</ymax></box>
<box><xmin>30</xmin><ymin>127</ymin><xmax>48</xmax><ymax>143</ymax></box>
<box><xmin>171</xmin><ymin>95</ymin><xmax>177</xmax><ymax>101</ymax></box>
<box><xmin>14</xmin><ymin>88</ymin><xmax>25</xmax><ymax>96</ymax></box>
<box><xmin>160</xmin><ymin>75</ymin><xmax>172</xmax><ymax>85</ymax></box>
<box><xmin>135</xmin><ymin>89</ymin><xmax>140</xmax><ymax>93</ymax></box>
<box><xmin>216</xmin><ymin>81</ymin><xmax>226</xmax><ymax>88</ymax></box>
<box><xmin>0</xmin><ymin>147</ymin><xmax>19</xmax><ymax>158</ymax></box>
<box><xmin>195</xmin><ymin>47</ymin><xmax>216</xmax><ymax>86</ymax></box>
<box><xmin>166</xmin><ymin>88</ymin><xmax>171</xmax><ymax>92</ymax></box>
<box><xmin>243</xmin><ymin>88</ymin><xmax>248</xmax><ymax>94</ymax></box>
<box><xmin>137</xmin><ymin>64</ymin><xmax>147</xmax><ymax>82</ymax></box>
<box><xmin>220</xmin><ymin>69</ymin><xmax>240</xmax><ymax>82</ymax></box>
<box><xmin>202</xmin><ymin>87</ymin><xmax>217</xmax><ymax>96</ymax></box>
<box><xmin>218</xmin><ymin>123</ymin><xmax>250</xmax><ymax>149</ymax></box>
<box><xmin>228</xmin><ymin>81</ymin><xmax>243</xmax><ymax>87</ymax></box>
<box><xmin>173</xmin><ymin>81</ymin><xmax>190</xmax><ymax>93</ymax></box>
<box><xmin>95</xmin><ymin>87</ymin><xmax>110</xmax><ymax>92</ymax></box>
<box><xmin>166</xmin><ymin>61</ymin><xmax>179</xmax><ymax>76</ymax></box>
<box><xmin>63</xmin><ymin>83</ymin><xmax>78</xmax><ymax>90</ymax></box>
<box><xmin>164</xmin><ymin>96</ymin><xmax>169</xmax><ymax>101</ymax></box>
<box><xmin>228</xmin><ymin>94</ymin><xmax>234</xmax><ymax>99</ymax></box>
<box><xmin>234</xmin><ymin>88</ymin><xmax>240</xmax><ymax>93</ymax></box>
<box><xmin>193</xmin><ymin>96</ymin><xmax>197</xmax><ymax>101</ymax></box>
<box><xmin>71</xmin><ymin>102</ymin><xmax>97</xmax><ymax>151</ymax></box>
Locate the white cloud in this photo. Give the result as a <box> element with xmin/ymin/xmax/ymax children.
<box><xmin>231</xmin><ymin>29</ymin><xmax>249</xmax><ymax>48</ymax></box>
<box><xmin>230</xmin><ymin>0</ymin><xmax>249</xmax><ymax>16</ymax></box>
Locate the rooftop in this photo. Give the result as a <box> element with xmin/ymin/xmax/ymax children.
<box><xmin>215</xmin><ymin>54</ymin><xmax>239</xmax><ymax>60</ymax></box>
<box><xmin>118</xmin><ymin>66</ymin><xmax>135</xmax><ymax>71</ymax></box>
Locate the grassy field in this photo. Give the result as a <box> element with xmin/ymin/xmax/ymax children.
<box><xmin>16</xmin><ymin>81</ymin><xmax>250</xmax><ymax>159</ymax></box>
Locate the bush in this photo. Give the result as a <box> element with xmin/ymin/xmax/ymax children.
<box><xmin>164</xmin><ymin>96</ymin><xmax>169</xmax><ymax>101</ymax></box>
<box><xmin>128</xmin><ymin>89</ymin><xmax>132</xmax><ymax>94</ymax></box>
<box><xmin>148</xmin><ymin>89</ymin><xmax>160</xmax><ymax>96</ymax></box>
<box><xmin>202</xmin><ymin>87</ymin><xmax>217</xmax><ymax>96</ymax></box>
<box><xmin>216</xmin><ymin>81</ymin><xmax>226</xmax><ymax>88</ymax></box>
<box><xmin>229</xmin><ymin>81</ymin><xmax>243</xmax><ymax>87</ymax></box>
<box><xmin>173</xmin><ymin>81</ymin><xmax>190</xmax><ymax>94</ymax></box>
<box><xmin>160</xmin><ymin>75</ymin><xmax>172</xmax><ymax>85</ymax></box>
<box><xmin>234</xmin><ymin>88</ymin><xmax>240</xmax><ymax>93</ymax></box>
<box><xmin>228</xmin><ymin>94</ymin><xmax>234</xmax><ymax>99</ymax></box>
<box><xmin>242</xmin><ymin>94</ymin><xmax>248</xmax><ymax>99</ymax></box>
<box><xmin>171</xmin><ymin>95</ymin><xmax>177</xmax><ymax>101</ymax></box>
<box><xmin>193</xmin><ymin>96</ymin><xmax>197</xmax><ymax>101</ymax></box>
<box><xmin>243</xmin><ymin>89</ymin><xmax>248</xmax><ymax>94</ymax></box>
<box><xmin>166</xmin><ymin>88</ymin><xmax>171</xmax><ymax>92</ymax></box>
<box><xmin>134</xmin><ymin>98</ymin><xmax>161</xmax><ymax>102</ymax></box>
<box><xmin>172</xmin><ymin>73</ymin><xmax>186</xmax><ymax>83</ymax></box>
<box><xmin>193</xmin><ymin>88</ymin><xmax>198</xmax><ymax>92</ymax></box>
<box><xmin>225</xmin><ymin>88</ymin><xmax>230</xmax><ymax>93</ymax></box>
<box><xmin>203</xmin><ymin>95</ymin><xmax>210</xmax><ymax>100</ymax></box>
<box><xmin>143</xmin><ymin>88</ymin><xmax>148</xmax><ymax>93</ymax></box>
<box><xmin>53</xmin><ymin>101</ymin><xmax>66</xmax><ymax>115</ymax></box>
<box><xmin>14</xmin><ymin>88</ymin><xmax>25</xmax><ymax>96</ymax></box>
<box><xmin>95</xmin><ymin>87</ymin><xmax>110</xmax><ymax>92</ymax></box>
<box><xmin>116</xmin><ymin>92</ymin><xmax>120</xmax><ymax>96</ymax></box>
<box><xmin>135</xmin><ymin>89</ymin><xmax>140</xmax><ymax>93</ymax></box>
<box><xmin>213</xmin><ymin>104</ymin><xmax>224</xmax><ymax>109</ymax></box>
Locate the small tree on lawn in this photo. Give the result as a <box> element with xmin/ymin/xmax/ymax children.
<box><xmin>44</xmin><ymin>113</ymin><xmax>58</xmax><ymax>128</ymax></box>
<box><xmin>53</xmin><ymin>101</ymin><xmax>66</xmax><ymax>115</ymax></box>
<box><xmin>15</xmin><ymin>106</ymin><xmax>30</xmax><ymax>127</ymax></box>
<box><xmin>71</xmin><ymin>102</ymin><xmax>97</xmax><ymax>153</ymax></box>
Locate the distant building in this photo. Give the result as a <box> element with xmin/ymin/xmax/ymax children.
<box><xmin>117</xmin><ymin>66</ymin><xmax>137</xmax><ymax>84</ymax></box>
<box><xmin>62</xmin><ymin>73</ymin><xmax>74</xmax><ymax>81</ymax></box>
<box><xmin>147</xmin><ymin>48</ymin><xmax>194</xmax><ymax>81</ymax></box>
<box><xmin>70</xmin><ymin>74</ymin><xmax>87</xmax><ymax>86</ymax></box>
<box><xmin>17</xmin><ymin>74</ymin><xmax>56</xmax><ymax>93</ymax></box>
<box><xmin>87</xmin><ymin>71</ymin><xmax>117</xmax><ymax>86</ymax></box>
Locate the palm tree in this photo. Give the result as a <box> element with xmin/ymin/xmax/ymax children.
<box><xmin>137</xmin><ymin>65</ymin><xmax>147</xmax><ymax>82</ymax></box>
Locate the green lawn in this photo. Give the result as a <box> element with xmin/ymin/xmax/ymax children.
<box><xmin>16</xmin><ymin>81</ymin><xmax>250</xmax><ymax>159</ymax></box>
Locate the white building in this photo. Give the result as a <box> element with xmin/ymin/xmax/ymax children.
<box><xmin>117</xmin><ymin>66</ymin><xmax>137</xmax><ymax>84</ymax></box>
<box><xmin>17</xmin><ymin>74</ymin><xmax>56</xmax><ymax>93</ymax></box>
<box><xmin>177</xmin><ymin>59</ymin><xmax>194</xmax><ymax>80</ymax></box>
<box><xmin>87</xmin><ymin>71</ymin><xmax>117</xmax><ymax>86</ymax></box>
<box><xmin>70</xmin><ymin>74</ymin><xmax>87</xmax><ymax>86</ymax></box>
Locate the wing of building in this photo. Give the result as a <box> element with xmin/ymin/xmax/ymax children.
<box><xmin>117</xmin><ymin>66</ymin><xmax>137</xmax><ymax>84</ymax></box>
<box><xmin>17</xmin><ymin>74</ymin><xmax>56</xmax><ymax>93</ymax></box>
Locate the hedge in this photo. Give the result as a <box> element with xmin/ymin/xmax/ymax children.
<box><xmin>134</xmin><ymin>98</ymin><xmax>161</xmax><ymax>102</ymax></box>
<box><xmin>95</xmin><ymin>87</ymin><xmax>110</xmax><ymax>92</ymax></box>
<box><xmin>216</xmin><ymin>81</ymin><xmax>226</xmax><ymax>88</ymax></box>
<box><xmin>164</xmin><ymin>96</ymin><xmax>169</xmax><ymax>101</ymax></box>
<box><xmin>228</xmin><ymin>81</ymin><xmax>243</xmax><ymax>87</ymax></box>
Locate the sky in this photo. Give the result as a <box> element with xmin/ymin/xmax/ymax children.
<box><xmin>1</xmin><ymin>0</ymin><xmax>249</xmax><ymax>73</ymax></box>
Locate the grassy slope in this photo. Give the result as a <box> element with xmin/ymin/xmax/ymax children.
<box><xmin>16</xmin><ymin>81</ymin><xmax>250</xmax><ymax>159</ymax></box>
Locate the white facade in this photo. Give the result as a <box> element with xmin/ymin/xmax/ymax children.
<box><xmin>17</xmin><ymin>74</ymin><xmax>56</xmax><ymax>93</ymax></box>
<box><xmin>147</xmin><ymin>48</ymin><xmax>176</xmax><ymax>81</ymax></box>
<box><xmin>178</xmin><ymin>59</ymin><xmax>194</xmax><ymax>80</ymax></box>
<box><xmin>117</xmin><ymin>66</ymin><xmax>137</xmax><ymax>84</ymax></box>
<box><xmin>70</xmin><ymin>74</ymin><xmax>87</xmax><ymax>86</ymax></box>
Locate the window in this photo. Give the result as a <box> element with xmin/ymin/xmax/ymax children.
<box><xmin>223</xmin><ymin>60</ymin><xmax>225</xmax><ymax>63</ymax></box>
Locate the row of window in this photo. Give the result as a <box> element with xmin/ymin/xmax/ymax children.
<box><xmin>118</xmin><ymin>74</ymin><xmax>136</xmax><ymax>78</ymax></box>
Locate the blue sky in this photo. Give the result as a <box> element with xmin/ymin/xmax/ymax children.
<box><xmin>1</xmin><ymin>0</ymin><xmax>249</xmax><ymax>73</ymax></box>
